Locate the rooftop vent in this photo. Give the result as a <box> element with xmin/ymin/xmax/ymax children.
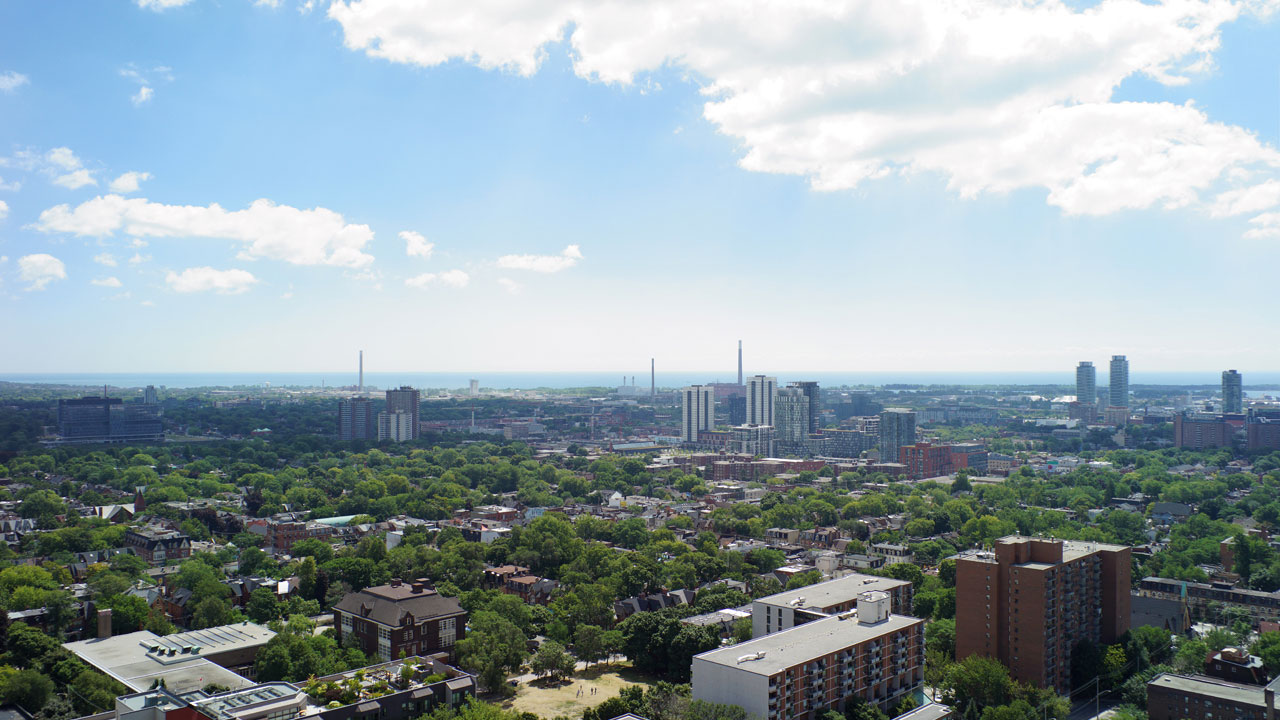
<box><xmin>737</xmin><ymin>652</ymin><xmax>767</xmax><ymax>663</ymax></box>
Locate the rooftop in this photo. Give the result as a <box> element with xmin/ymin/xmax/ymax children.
<box><xmin>62</xmin><ymin>623</ymin><xmax>276</xmax><ymax>694</ymax></box>
<box><xmin>694</xmin><ymin>612</ymin><xmax>922</xmax><ymax>676</ymax></box>
<box><xmin>1148</xmin><ymin>673</ymin><xmax>1271</xmax><ymax>709</ymax></box>
<box><xmin>755</xmin><ymin>572</ymin><xmax>910</xmax><ymax>612</ymax></box>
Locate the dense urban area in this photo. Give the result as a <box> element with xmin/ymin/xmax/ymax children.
<box><xmin>3</xmin><ymin>355</ymin><xmax>1280</xmax><ymax>720</ymax></box>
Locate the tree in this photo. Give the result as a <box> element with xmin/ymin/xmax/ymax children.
<box><xmin>573</xmin><ymin>624</ymin><xmax>605</xmax><ymax>666</ymax></box>
<box><xmin>456</xmin><ymin>612</ymin><xmax>528</xmax><ymax>693</ymax></box>
<box><xmin>529</xmin><ymin>641</ymin><xmax>576</xmax><ymax>681</ymax></box>
<box><xmin>246</xmin><ymin>588</ymin><xmax>281</xmax><ymax>624</ymax></box>
<box><xmin>1253</xmin><ymin>631</ymin><xmax>1280</xmax><ymax>676</ymax></box>
<box><xmin>942</xmin><ymin>655</ymin><xmax>1014</xmax><ymax>719</ymax></box>
<box><xmin>98</xmin><ymin>594</ymin><xmax>151</xmax><ymax>635</ymax></box>
<box><xmin>191</xmin><ymin>596</ymin><xmax>235</xmax><ymax>629</ymax></box>
<box><xmin>3</xmin><ymin>668</ymin><xmax>55</xmax><ymax>711</ymax></box>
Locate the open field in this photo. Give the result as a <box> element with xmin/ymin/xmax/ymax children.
<box><xmin>503</xmin><ymin>664</ymin><xmax>656</xmax><ymax>718</ymax></box>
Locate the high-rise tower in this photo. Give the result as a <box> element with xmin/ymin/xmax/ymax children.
<box><xmin>746</xmin><ymin>375</ymin><xmax>777</xmax><ymax>426</ymax></box>
<box><xmin>1223</xmin><ymin>369</ymin><xmax>1243</xmax><ymax>414</ymax></box>
<box><xmin>789</xmin><ymin>381</ymin><xmax>820</xmax><ymax>433</ymax></box>
<box><xmin>775</xmin><ymin>388</ymin><xmax>810</xmax><ymax>451</ymax></box>
<box><xmin>1076</xmin><ymin>362</ymin><xmax>1096</xmax><ymax>405</ymax></box>
<box><xmin>878</xmin><ymin>409</ymin><xmax>917</xmax><ymax>464</ymax></box>
<box><xmin>681</xmin><ymin>385</ymin><xmax>715</xmax><ymax>443</ymax></box>
<box><xmin>385</xmin><ymin>386</ymin><xmax>420</xmax><ymax>440</ymax></box>
<box><xmin>1109</xmin><ymin>355</ymin><xmax>1129</xmax><ymax>408</ymax></box>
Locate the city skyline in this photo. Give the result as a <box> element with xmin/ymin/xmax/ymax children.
<box><xmin>3</xmin><ymin>2</ymin><xmax>1280</xmax><ymax>372</ymax></box>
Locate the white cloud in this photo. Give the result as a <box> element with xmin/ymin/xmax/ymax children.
<box><xmin>166</xmin><ymin>267</ymin><xmax>258</xmax><ymax>294</ymax></box>
<box><xmin>35</xmin><ymin>194</ymin><xmax>376</xmax><ymax>267</ymax></box>
<box><xmin>496</xmin><ymin>244</ymin><xmax>583</xmax><ymax>273</ymax></box>
<box><xmin>405</xmin><ymin>269</ymin><xmax>470</xmax><ymax>288</ymax></box>
<box><xmin>1210</xmin><ymin>180</ymin><xmax>1280</xmax><ymax>217</ymax></box>
<box><xmin>52</xmin><ymin>169</ymin><xmax>97</xmax><ymax>189</ymax></box>
<box><xmin>132</xmin><ymin>86</ymin><xmax>154</xmax><ymax>106</ymax></box>
<box><xmin>109</xmin><ymin>171</ymin><xmax>152</xmax><ymax>193</ymax></box>
<box><xmin>299</xmin><ymin>0</ymin><xmax>316</xmax><ymax>13</ymax></box>
<box><xmin>401</xmin><ymin>230</ymin><xmax>435</xmax><ymax>258</ymax></box>
<box><xmin>46</xmin><ymin>147</ymin><xmax>82</xmax><ymax>171</ymax></box>
<box><xmin>255</xmin><ymin>0</ymin><xmax>283</xmax><ymax>7</ymax></box>
<box><xmin>0</xmin><ymin>71</ymin><xmax>29</xmax><ymax>93</ymax></box>
<box><xmin>93</xmin><ymin>252</ymin><xmax>118</xmax><ymax>267</ymax></box>
<box><xmin>1245</xmin><ymin>212</ymin><xmax>1280</xmax><ymax>239</ymax></box>
<box><xmin>328</xmin><ymin>0</ymin><xmax>1280</xmax><ymax>223</ymax></box>
<box><xmin>92</xmin><ymin>276</ymin><xmax>123</xmax><ymax>288</ymax></box>
<box><xmin>136</xmin><ymin>0</ymin><xmax>194</xmax><ymax>10</ymax></box>
<box><xmin>129</xmin><ymin>252</ymin><xmax>152</xmax><ymax>265</ymax></box>
<box><xmin>0</xmin><ymin>176</ymin><xmax>20</xmax><ymax>191</ymax></box>
<box><xmin>0</xmin><ymin>200</ymin><xmax>7</xmax><ymax>221</ymax></box>
<box><xmin>497</xmin><ymin>277</ymin><xmax>522</xmax><ymax>294</ymax></box>
<box><xmin>17</xmin><ymin>253</ymin><xmax>66</xmax><ymax>290</ymax></box>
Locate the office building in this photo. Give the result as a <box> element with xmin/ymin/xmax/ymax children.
<box><xmin>955</xmin><ymin>536</ymin><xmax>1131</xmax><ymax>693</ymax></box>
<box><xmin>1109</xmin><ymin>355</ymin><xmax>1129</xmax><ymax>408</ymax></box>
<box><xmin>1174</xmin><ymin>413</ymin><xmax>1234</xmax><ymax>449</ymax></box>
<box><xmin>693</xmin><ymin>591</ymin><xmax>925</xmax><ymax>719</ymax></box>
<box><xmin>732</xmin><ymin>424</ymin><xmax>775</xmax><ymax>456</ymax></box>
<box><xmin>333</xmin><ymin>579</ymin><xmax>467</xmax><ymax>662</ymax></box>
<box><xmin>789</xmin><ymin>381</ymin><xmax>821</xmax><ymax>432</ymax></box>
<box><xmin>752</xmin><ymin>572</ymin><xmax>914</xmax><ymax>638</ymax></box>
<box><xmin>774</xmin><ymin>388</ymin><xmax>811</xmax><ymax>452</ymax></box>
<box><xmin>386</xmin><ymin>386</ymin><xmax>421</xmax><ymax>439</ymax></box>
<box><xmin>144</xmin><ymin>385</ymin><xmax>159</xmax><ymax>404</ymax></box>
<box><xmin>1146</xmin><ymin>673</ymin><xmax>1277</xmax><ymax>720</ymax></box>
<box><xmin>1076</xmin><ymin>361</ymin><xmax>1096</xmax><ymax>405</ymax></box>
<box><xmin>57</xmin><ymin>396</ymin><xmax>163</xmax><ymax>444</ymax></box>
<box><xmin>469</xmin><ymin>379</ymin><xmax>479</xmax><ymax>397</ymax></box>
<box><xmin>378</xmin><ymin>411</ymin><xmax>416</xmax><ymax>442</ymax></box>
<box><xmin>949</xmin><ymin>443</ymin><xmax>988</xmax><ymax>475</ymax></box>
<box><xmin>681</xmin><ymin>385</ymin><xmax>715</xmax><ymax>443</ymax></box>
<box><xmin>747</xmin><ymin>375</ymin><xmax>777</xmax><ymax>427</ymax></box>
<box><xmin>338</xmin><ymin>397</ymin><xmax>376</xmax><ymax>441</ymax></box>
<box><xmin>1224</xmin><ymin>370</ymin><xmax>1243</xmax><ymax>414</ymax></box>
<box><xmin>878</xmin><ymin>409</ymin><xmax>916</xmax><ymax>464</ymax></box>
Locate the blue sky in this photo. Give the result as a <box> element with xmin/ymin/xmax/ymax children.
<box><xmin>1</xmin><ymin>0</ymin><xmax>1279</xmax><ymax>375</ymax></box>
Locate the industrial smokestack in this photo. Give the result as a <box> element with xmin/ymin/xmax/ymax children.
<box><xmin>359</xmin><ymin>350</ymin><xmax>363</xmax><ymax>393</ymax></box>
<box><xmin>651</xmin><ymin>358</ymin><xmax>655</xmax><ymax>397</ymax></box>
<box><xmin>738</xmin><ymin>340</ymin><xmax>743</xmax><ymax>385</ymax></box>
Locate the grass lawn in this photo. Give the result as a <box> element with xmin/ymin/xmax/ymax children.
<box><xmin>503</xmin><ymin>664</ymin><xmax>657</xmax><ymax>718</ymax></box>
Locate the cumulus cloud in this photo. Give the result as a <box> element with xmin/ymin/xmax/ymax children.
<box><xmin>0</xmin><ymin>176</ymin><xmax>20</xmax><ymax>191</ymax></box>
<box><xmin>109</xmin><ymin>171</ymin><xmax>152</xmax><ymax>193</ymax></box>
<box><xmin>41</xmin><ymin>148</ymin><xmax>98</xmax><ymax>189</ymax></box>
<box><xmin>18</xmin><ymin>253</ymin><xmax>66</xmax><ymax>290</ymax></box>
<box><xmin>0</xmin><ymin>71</ymin><xmax>28</xmax><ymax>93</ymax></box>
<box><xmin>1246</xmin><ymin>212</ymin><xmax>1280</xmax><ymax>239</ymax></box>
<box><xmin>166</xmin><ymin>267</ymin><xmax>258</xmax><ymax>294</ymax></box>
<box><xmin>92</xmin><ymin>276</ymin><xmax>123</xmax><ymax>288</ymax></box>
<box><xmin>405</xmin><ymin>269</ymin><xmax>470</xmax><ymax>288</ymax></box>
<box><xmin>52</xmin><ymin>169</ymin><xmax>97</xmax><ymax>189</ymax></box>
<box><xmin>132</xmin><ymin>86</ymin><xmax>154</xmax><ymax>106</ymax></box>
<box><xmin>496</xmin><ymin>244</ymin><xmax>583</xmax><ymax>273</ymax></box>
<box><xmin>401</xmin><ymin>230</ymin><xmax>434</xmax><ymax>258</ymax></box>
<box><xmin>93</xmin><ymin>253</ymin><xmax>118</xmax><ymax>267</ymax></box>
<box><xmin>35</xmin><ymin>194</ymin><xmax>375</xmax><ymax>267</ymax></box>
<box><xmin>328</xmin><ymin>0</ymin><xmax>1280</xmax><ymax>226</ymax></box>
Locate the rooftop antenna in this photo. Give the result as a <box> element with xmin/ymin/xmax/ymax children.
<box><xmin>738</xmin><ymin>340</ymin><xmax>743</xmax><ymax>385</ymax></box>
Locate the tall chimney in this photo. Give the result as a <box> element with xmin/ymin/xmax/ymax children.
<box><xmin>738</xmin><ymin>340</ymin><xmax>743</xmax><ymax>385</ymax></box>
<box><xmin>650</xmin><ymin>359</ymin><xmax>655</xmax><ymax>397</ymax></box>
<box><xmin>359</xmin><ymin>350</ymin><xmax>364</xmax><ymax>393</ymax></box>
<box><xmin>98</xmin><ymin>608</ymin><xmax>113</xmax><ymax>638</ymax></box>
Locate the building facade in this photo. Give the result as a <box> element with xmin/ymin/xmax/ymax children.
<box><xmin>1174</xmin><ymin>414</ymin><xmax>1234</xmax><ymax>449</ymax></box>
<box><xmin>339</xmin><ymin>398</ymin><xmax>376</xmax><ymax>441</ymax></box>
<box><xmin>378</xmin><ymin>410</ymin><xmax>416</xmax><ymax>442</ymax></box>
<box><xmin>1076</xmin><ymin>361</ymin><xmax>1096</xmax><ymax>407</ymax></box>
<box><xmin>878</xmin><ymin>409</ymin><xmax>916</xmax><ymax>464</ymax></box>
<box><xmin>1146</xmin><ymin>673</ymin><xmax>1275</xmax><ymax>720</ymax></box>
<box><xmin>789</xmin><ymin>381</ymin><xmax>821</xmax><ymax>433</ymax></box>
<box><xmin>747</xmin><ymin>375</ymin><xmax>778</xmax><ymax>427</ymax></box>
<box><xmin>58</xmin><ymin>396</ymin><xmax>163</xmax><ymax>444</ymax></box>
<box><xmin>694</xmin><ymin>591</ymin><xmax>925</xmax><ymax>720</ymax></box>
<box><xmin>955</xmin><ymin>536</ymin><xmax>1131</xmax><ymax>693</ymax></box>
<box><xmin>123</xmin><ymin>526</ymin><xmax>192</xmax><ymax>564</ymax></box>
<box><xmin>385</xmin><ymin>387</ymin><xmax>421</xmax><ymax>440</ymax></box>
<box><xmin>752</xmin><ymin>573</ymin><xmax>914</xmax><ymax>639</ymax></box>
<box><xmin>1223</xmin><ymin>370</ymin><xmax>1244</xmax><ymax>414</ymax></box>
<box><xmin>732</xmin><ymin>424</ymin><xmax>776</xmax><ymax>456</ymax></box>
<box><xmin>333</xmin><ymin>579</ymin><xmax>467</xmax><ymax>662</ymax></box>
<box><xmin>774</xmin><ymin>388</ymin><xmax>811</xmax><ymax>452</ymax></box>
<box><xmin>1109</xmin><ymin>355</ymin><xmax>1130</xmax><ymax>408</ymax></box>
<box><xmin>681</xmin><ymin>385</ymin><xmax>715</xmax><ymax>443</ymax></box>
<box><xmin>900</xmin><ymin>442</ymin><xmax>953</xmax><ymax>480</ymax></box>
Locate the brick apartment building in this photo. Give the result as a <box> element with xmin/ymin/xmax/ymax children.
<box><xmin>955</xmin><ymin>536</ymin><xmax>1130</xmax><ymax>693</ymax></box>
<box><xmin>899</xmin><ymin>443</ymin><xmax>953</xmax><ymax>480</ymax></box>
<box><xmin>694</xmin><ymin>590</ymin><xmax>924</xmax><ymax>719</ymax></box>
<box><xmin>752</xmin><ymin>573</ymin><xmax>914</xmax><ymax>639</ymax></box>
<box><xmin>333</xmin><ymin>579</ymin><xmax>467</xmax><ymax>662</ymax></box>
<box><xmin>265</xmin><ymin>516</ymin><xmax>335</xmax><ymax>555</ymax></box>
<box><xmin>1174</xmin><ymin>414</ymin><xmax>1234</xmax><ymax>449</ymax></box>
<box><xmin>123</xmin><ymin>526</ymin><xmax>192</xmax><ymax>563</ymax></box>
<box><xmin>1147</xmin><ymin>672</ymin><xmax>1277</xmax><ymax>720</ymax></box>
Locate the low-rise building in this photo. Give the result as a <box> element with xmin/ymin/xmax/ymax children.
<box><xmin>333</xmin><ymin>579</ymin><xmax>467</xmax><ymax>662</ymax></box>
<box><xmin>693</xmin><ymin>591</ymin><xmax>924</xmax><ymax>720</ymax></box>
<box><xmin>1147</xmin><ymin>672</ymin><xmax>1276</xmax><ymax>720</ymax></box>
<box><xmin>752</xmin><ymin>572</ymin><xmax>913</xmax><ymax>639</ymax></box>
<box><xmin>123</xmin><ymin>526</ymin><xmax>192</xmax><ymax>564</ymax></box>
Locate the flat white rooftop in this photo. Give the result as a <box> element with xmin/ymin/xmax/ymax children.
<box><xmin>63</xmin><ymin>623</ymin><xmax>275</xmax><ymax>694</ymax></box>
<box><xmin>755</xmin><ymin>572</ymin><xmax>909</xmax><ymax>612</ymax></box>
<box><xmin>695</xmin><ymin>612</ymin><xmax>922</xmax><ymax>676</ymax></box>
